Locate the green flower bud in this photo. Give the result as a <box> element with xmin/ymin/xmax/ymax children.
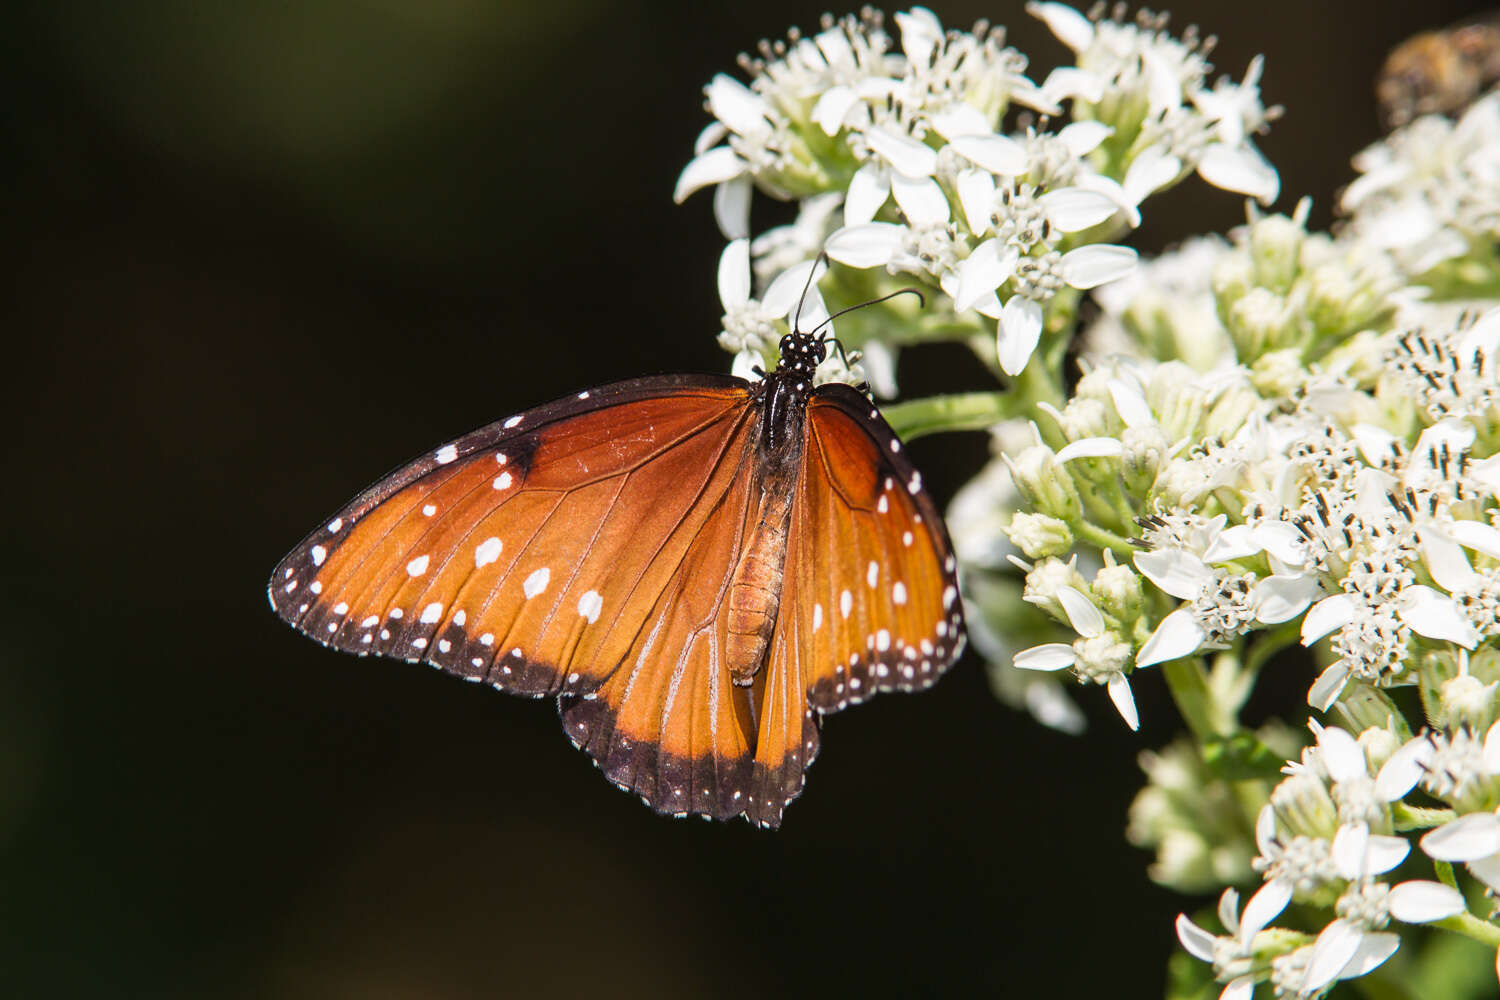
<box><xmin>1333</xmin><ymin>684</ymin><xmax>1412</xmax><ymax>743</ymax></box>
<box><xmin>1093</xmin><ymin>563</ymin><xmax>1144</xmax><ymax>622</ymax></box>
<box><xmin>1226</xmin><ymin>287</ymin><xmax>1297</xmax><ymax>361</ymax></box>
<box><xmin>1146</xmin><ymin>363</ymin><xmax>1209</xmax><ymax>441</ymax></box>
<box><xmin>1006</xmin><ymin>445</ymin><xmax>1082</xmax><ymax>521</ymax></box>
<box><xmin>1439</xmin><ymin>674</ymin><xmax>1499</xmax><ymax>731</ymax></box>
<box><xmin>1006</xmin><ymin>512</ymin><xmax>1074</xmax><ymax>559</ymax></box>
<box><xmin>1249</xmin><ymin>347</ymin><xmax>1306</xmax><ymax>398</ymax></box>
<box><xmin>1023</xmin><ymin>557</ymin><xmax>1090</xmax><ymax>622</ymax></box>
<box><xmin>1271</xmin><ymin>769</ymin><xmax>1339</xmax><ymax>840</ymax></box>
<box><xmin>1246</xmin><ymin>212</ymin><xmax>1306</xmax><ymax>293</ymax></box>
<box><xmin>1122</xmin><ymin>423</ymin><xmax>1172</xmax><ymax>495</ymax></box>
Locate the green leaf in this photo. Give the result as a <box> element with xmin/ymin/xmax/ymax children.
<box><xmin>1201</xmin><ymin>731</ymin><xmax>1286</xmax><ymax>782</ymax></box>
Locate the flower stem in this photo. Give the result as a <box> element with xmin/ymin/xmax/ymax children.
<box><xmin>1393</xmin><ymin>804</ymin><xmax>1458</xmax><ymax>831</ymax></box>
<box><xmin>883</xmin><ymin>391</ymin><xmax>1013</xmax><ymax>440</ymax></box>
<box><xmin>1161</xmin><ymin>656</ymin><xmax>1231</xmax><ymax>740</ymax></box>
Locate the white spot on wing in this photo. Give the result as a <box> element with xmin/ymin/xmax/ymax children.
<box><xmin>578</xmin><ymin>590</ymin><xmax>603</xmax><ymax>623</ymax></box>
<box><xmin>866</xmin><ymin>561</ymin><xmax>879</xmax><ymax>588</ymax></box>
<box><xmin>479</xmin><ymin>632</ymin><xmax>495</xmax><ymax>646</ymax></box>
<box><xmin>327</xmin><ymin>517</ymin><xmax>343</xmax><ymax>533</ymax></box>
<box><xmin>474</xmin><ymin>536</ymin><xmax>502</xmax><ymax>567</ymax></box>
<box><xmin>332</xmin><ymin>602</ymin><xmax>348</xmax><ymax>615</ymax></box>
<box><xmin>412</xmin><ymin>637</ymin><xmax>428</xmax><ymax>649</ymax></box>
<box><xmin>840</xmin><ymin>589</ymin><xmax>852</xmax><ymax>618</ymax></box>
<box><xmin>406</xmin><ymin>554</ymin><xmax>430</xmax><ymax>576</ymax></box>
<box><xmin>309</xmin><ymin>581</ymin><xmax>322</xmax><ymax>595</ymax></box>
<box><xmin>360</xmin><ymin>615</ymin><xmax>379</xmax><ymax>628</ymax></box>
<box><xmin>902</xmin><ymin>531</ymin><xmax>914</xmax><ymax>547</ymax></box>
<box><xmin>493</xmin><ymin>472</ymin><xmax>513</xmax><ymax>491</ymax></box>
<box><xmin>438</xmin><ymin>639</ymin><xmax>452</xmax><ymax>653</ymax></box>
<box><xmin>453</xmin><ymin>609</ymin><xmax>466</xmax><ymax>626</ymax></box>
<box><xmin>420</xmin><ymin>602</ymin><xmax>444</xmax><ymax>624</ymax></box>
<box><xmin>813</xmin><ymin>603</ymin><xmax>823</xmax><ymax>631</ymax></box>
<box><xmin>890</xmin><ymin>438</ymin><xmax>901</xmax><ymax>452</ymax></box>
<box><xmin>893</xmin><ymin>582</ymin><xmax>907</xmax><ymax>605</ymax></box>
<box><xmin>422</xmin><ymin>504</ymin><xmax>436</xmax><ymax>517</ymax></box>
<box><xmin>577</xmin><ymin>391</ymin><xmax>590</xmax><ymax>399</ymax></box>
<box><xmin>523</xmin><ymin>567</ymin><xmax>550</xmax><ymax>599</ymax></box>
<box><xmin>310</xmin><ymin>545</ymin><xmax>326</xmax><ymax>566</ymax></box>
<box><xmin>503</xmin><ymin>415</ymin><xmax>522</xmax><ymax>429</ymax></box>
<box><xmin>877</xmin><ymin>495</ymin><xmax>888</xmax><ymax>513</ymax></box>
<box><xmin>435</xmin><ymin>444</ymin><xmax>458</xmax><ymax>464</ymax></box>
<box><xmin>908</xmin><ymin>471</ymin><xmax>922</xmax><ymax>494</ymax></box>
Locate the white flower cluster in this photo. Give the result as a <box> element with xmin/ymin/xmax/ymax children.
<box><xmin>676</xmin><ymin>5</ymin><xmax>1500</xmax><ymax>996</ymax></box>
<box><xmin>677</xmin><ymin>4</ymin><xmax>1277</xmax><ymax>384</ymax></box>
<box><xmin>946</xmin><ymin>109</ymin><xmax>1500</xmax><ymax>996</ymax></box>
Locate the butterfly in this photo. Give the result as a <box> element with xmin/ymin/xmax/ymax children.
<box><xmin>267</xmin><ymin>327</ymin><xmax>964</xmax><ymax>827</ymax></box>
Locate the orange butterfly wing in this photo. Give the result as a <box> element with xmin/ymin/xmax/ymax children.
<box><xmin>745</xmin><ymin>383</ymin><xmax>965</xmax><ymax>827</ymax></box>
<box><xmin>270</xmin><ymin>376</ymin><xmax>766</xmax><ymax>813</ymax></box>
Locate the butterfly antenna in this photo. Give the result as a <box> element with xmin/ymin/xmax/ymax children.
<box><xmin>791</xmin><ymin>252</ymin><xmax>832</xmax><ymax>335</ymax></box>
<box><xmin>809</xmin><ymin>287</ymin><xmax>925</xmax><ymax>345</ymax></box>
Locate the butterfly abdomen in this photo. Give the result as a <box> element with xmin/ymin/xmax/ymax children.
<box><xmin>726</xmin><ymin>488</ymin><xmax>794</xmax><ymax>685</ymax></box>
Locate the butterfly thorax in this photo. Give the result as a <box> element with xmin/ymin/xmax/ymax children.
<box><xmin>725</xmin><ymin>335</ymin><xmax>821</xmax><ymax>685</ymax></box>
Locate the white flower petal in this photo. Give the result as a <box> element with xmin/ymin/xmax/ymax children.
<box><xmin>1388</xmin><ymin>881</ymin><xmax>1466</xmax><ymax>923</ymax></box>
<box><xmin>1056</xmin><ymin>437</ymin><xmax>1125</xmax><ymax>461</ymax></box>
<box><xmin>891</xmin><ymin>172</ymin><xmax>950</xmax><ymax>227</ymax></box>
<box><xmin>956</xmin><ymin>239</ymin><xmax>1018</xmax><ymax>312</ymax></box>
<box><xmin>812</xmin><ymin>85</ymin><xmax>860</xmax><ymax>135</ymax></box>
<box><xmin>1040</xmin><ymin>188</ymin><xmax>1121</xmax><ymax>232</ymax></box>
<box><xmin>1107</xmin><ymin>672</ymin><xmax>1140</xmax><ymax>731</ymax></box>
<box><xmin>1136</xmin><ymin>608</ymin><xmax>1208</xmax><ymax>667</ymax></box>
<box><xmin>1220</xmin><ymin>977</ymin><xmax>1256</xmax><ymax>1000</ymax></box>
<box><xmin>1056</xmin><ymin>585</ymin><xmax>1104</xmax><ymax>637</ymax></box>
<box><xmin>1421</xmin><ymin>812</ymin><xmax>1500</xmax><ymax>861</ymax></box>
<box><xmin>1485</xmin><ymin>720</ymin><xmax>1500</xmax><ymax>774</ymax></box>
<box><xmin>957</xmin><ymin>168</ymin><xmax>997</xmax><ymax>235</ymax></box>
<box><xmin>1376</xmin><ymin>738</ymin><xmax>1431</xmax><ymax>800</ymax></box>
<box><xmin>731</xmin><ymin>348</ymin><xmax>763</xmax><ymax>381</ymax></box>
<box><xmin>951</xmin><ymin>133</ymin><xmax>1028</xmax><ymax>176</ymax></box>
<box><xmin>1198</xmin><ymin>143</ymin><xmax>1280</xmax><ymax>203</ymax></box>
<box><xmin>1466</xmin><ymin>852</ymin><xmax>1500</xmax><ymax>893</ymax></box>
<box><xmin>997</xmin><ymin>296</ymin><xmax>1044</xmax><ymax>375</ymax></box>
<box><xmin>1302</xmin><ymin>593</ymin><xmax>1357</xmax><ymax>644</ymax></box>
<box><xmin>1203</xmin><ymin>525</ymin><xmax>1259</xmax><ymax>563</ymax></box>
<box><xmin>1417</xmin><ymin>526</ymin><xmax>1478</xmax><ymax>592</ymax></box>
<box><xmin>717</xmin><ymin>239</ymin><xmax>751</xmax><ymax>310</ymax></box>
<box><xmin>712</xmin><ymin>175</ymin><xmax>752</xmax><ymax>239</ymax></box>
<box><xmin>1240</xmin><ymin>878</ymin><xmax>1292</xmax><ymax>941</ymax></box>
<box><xmin>1365</xmin><ymin>835</ymin><xmax>1412</xmax><ymax>875</ymax></box>
<box><xmin>894</xmin><ymin>7</ymin><xmax>943</xmax><ymax>62</ymax></box>
<box><xmin>1399</xmin><ymin>585</ymin><xmax>1481</xmax><ymax>648</ymax></box>
<box><xmin>1256</xmin><ymin>804</ymin><xmax>1278</xmax><ymax>855</ymax></box>
<box><xmin>1308</xmin><ymin>661</ymin><xmax>1350</xmax><ymax>711</ymax></box>
<box><xmin>824</xmin><ymin>222</ymin><xmax>905</xmax><ymax>268</ymax></box>
<box><xmin>1337</xmin><ymin>932</ymin><xmax>1399</xmax><ymax>980</ymax></box>
<box><xmin>1251</xmin><ymin>522</ymin><xmax>1307</xmax><ymax>566</ymax></box>
<box><xmin>1318</xmin><ymin>726</ymin><xmax>1368</xmax><ymax>784</ymax></box>
<box><xmin>674</xmin><ymin>147</ymin><xmax>745</xmax><ymax>203</ymax></box>
<box><xmin>1175</xmin><ymin>913</ymin><xmax>1217</xmax><ymax>962</ymax></box>
<box><xmin>868</xmin><ymin>126</ymin><xmax>938</xmax><ymax>178</ymax></box>
<box><xmin>1057</xmin><ymin>121</ymin><xmax>1112</xmax><ymax>157</ymax></box>
<box><xmin>1141</xmin><ymin>48</ymin><xmax>1183</xmax><ymax>113</ymax></box>
<box><xmin>1013</xmin><ymin>642</ymin><xmax>1077</xmax><ymax>671</ymax></box>
<box><xmin>1106</xmin><ymin>379</ymin><xmax>1153</xmax><ymax>428</ymax></box>
<box><xmin>1123</xmin><ymin>147</ymin><xmax>1182</xmax><ymax>204</ymax></box>
<box><xmin>1217</xmin><ymin>888</ymin><xmax>1241</xmax><ymax>931</ymax></box>
<box><xmin>1254</xmin><ymin>575</ymin><xmax>1320</xmax><ymax>624</ymax></box>
<box><xmin>1450</xmin><ymin>519</ymin><xmax>1500</xmax><ymax>560</ymax></box>
<box><xmin>929</xmin><ymin>103</ymin><xmax>992</xmax><ymax>141</ymax></box>
<box><xmin>845</xmin><ymin>163</ymin><xmax>891</xmax><ymax>227</ymax></box>
<box><xmin>693</xmin><ymin>120</ymin><xmax>727</xmax><ymax>156</ymax></box>
<box><xmin>1039</xmin><ymin>65</ymin><xmax>1104</xmax><ymax>104</ymax></box>
<box><xmin>705</xmin><ymin>74</ymin><xmax>769</xmax><ymax>136</ymax></box>
<box><xmin>1060</xmin><ymin>244</ymin><xmax>1138</xmax><ymax>288</ymax></box>
<box><xmin>1331</xmin><ymin>822</ymin><xmax>1369</xmax><ymax>880</ymax></box>
<box><xmin>1029</xmin><ymin>1</ymin><xmax>1095</xmax><ymax>53</ymax></box>
<box><xmin>763</xmin><ymin>258</ymin><xmax>828</xmax><ymax>317</ymax></box>
<box><xmin>1134</xmin><ymin>550</ymin><xmax>1213</xmax><ymax>600</ymax></box>
<box><xmin>1304</xmin><ymin>919</ymin><xmax>1364</xmax><ymax>991</ymax></box>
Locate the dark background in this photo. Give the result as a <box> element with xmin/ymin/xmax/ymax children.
<box><xmin>4</xmin><ymin>1</ymin><xmax>1490</xmax><ymax>996</ymax></box>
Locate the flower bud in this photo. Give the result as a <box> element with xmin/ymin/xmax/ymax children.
<box><xmin>1249</xmin><ymin>347</ymin><xmax>1305</xmax><ymax>398</ymax></box>
<box><xmin>1023</xmin><ymin>557</ymin><xmax>1089</xmax><ymax>621</ymax></box>
<box><xmin>1270</xmin><ymin>770</ymin><xmax>1339</xmax><ymax>840</ymax></box>
<box><xmin>1006</xmin><ymin>445</ymin><xmax>1082</xmax><ymax>521</ymax></box>
<box><xmin>1093</xmin><ymin>563</ymin><xmax>1144</xmax><ymax>622</ymax></box>
<box><xmin>1439</xmin><ymin>674</ymin><xmax>1499</xmax><ymax>731</ymax></box>
<box><xmin>1246</xmin><ymin>213</ymin><xmax>1306</xmax><ymax>293</ymax></box>
<box><xmin>1226</xmin><ymin>287</ymin><xmax>1297</xmax><ymax>361</ymax></box>
<box><xmin>1146</xmin><ymin>363</ymin><xmax>1209</xmax><ymax>441</ymax></box>
<box><xmin>1006</xmin><ymin>511</ymin><xmax>1074</xmax><ymax>559</ymax></box>
<box><xmin>1122</xmin><ymin>423</ymin><xmax>1172</xmax><ymax>494</ymax></box>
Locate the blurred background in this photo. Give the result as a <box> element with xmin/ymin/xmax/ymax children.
<box><xmin>4</xmin><ymin>1</ymin><xmax>1493</xmax><ymax>996</ymax></box>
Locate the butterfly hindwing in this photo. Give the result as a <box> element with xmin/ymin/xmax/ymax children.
<box><xmin>746</xmin><ymin>383</ymin><xmax>965</xmax><ymax>827</ymax></box>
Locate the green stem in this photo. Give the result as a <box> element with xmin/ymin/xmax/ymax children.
<box><xmin>1430</xmin><ymin>910</ymin><xmax>1500</xmax><ymax>949</ymax></box>
<box><xmin>1161</xmin><ymin>656</ymin><xmax>1231</xmax><ymax>740</ymax></box>
<box><xmin>1393</xmin><ymin>804</ymin><xmax>1458</xmax><ymax>832</ymax></box>
<box><xmin>1074</xmin><ymin>520</ymin><xmax>1137</xmax><ymax>558</ymax></box>
<box><xmin>883</xmin><ymin>391</ymin><xmax>1013</xmax><ymax>440</ymax></box>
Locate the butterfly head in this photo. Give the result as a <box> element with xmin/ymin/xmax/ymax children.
<box><xmin>776</xmin><ymin>329</ymin><xmax>827</xmax><ymax>382</ymax></box>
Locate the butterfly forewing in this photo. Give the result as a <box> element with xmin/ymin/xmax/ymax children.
<box><xmin>269</xmin><ymin>375</ymin><xmax>753</xmax><ymax>702</ymax></box>
<box><xmin>745</xmin><ymin>384</ymin><xmax>965</xmax><ymax>826</ymax></box>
